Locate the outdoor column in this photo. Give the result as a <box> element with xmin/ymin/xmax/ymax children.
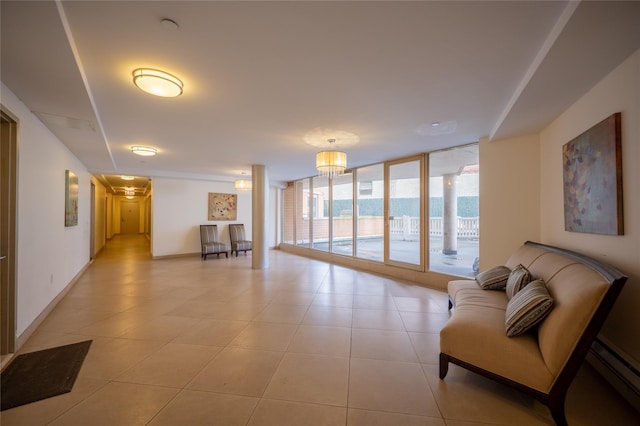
<box><xmin>442</xmin><ymin>173</ymin><xmax>458</xmax><ymax>255</ymax></box>
<box><xmin>252</xmin><ymin>164</ymin><xmax>269</xmax><ymax>270</ymax></box>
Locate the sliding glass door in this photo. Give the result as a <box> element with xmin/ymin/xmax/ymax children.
<box><xmin>385</xmin><ymin>155</ymin><xmax>424</xmax><ymax>269</ymax></box>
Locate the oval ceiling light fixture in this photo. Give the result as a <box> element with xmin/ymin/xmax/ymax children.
<box><xmin>120</xmin><ymin>175</ymin><xmax>135</xmax><ymax>181</ymax></box>
<box><xmin>130</xmin><ymin>145</ymin><xmax>157</xmax><ymax>156</ymax></box>
<box><xmin>132</xmin><ymin>68</ymin><xmax>183</xmax><ymax>97</ymax></box>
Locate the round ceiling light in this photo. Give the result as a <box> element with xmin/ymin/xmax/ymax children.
<box><xmin>131</xmin><ymin>146</ymin><xmax>157</xmax><ymax>156</ymax></box>
<box><xmin>132</xmin><ymin>68</ymin><xmax>183</xmax><ymax>97</ymax></box>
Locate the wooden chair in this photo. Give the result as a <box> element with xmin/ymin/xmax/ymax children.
<box><xmin>229</xmin><ymin>224</ymin><xmax>252</xmax><ymax>257</ymax></box>
<box><xmin>199</xmin><ymin>225</ymin><xmax>229</xmax><ymax>259</ymax></box>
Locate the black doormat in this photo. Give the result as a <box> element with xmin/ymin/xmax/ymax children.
<box><xmin>1</xmin><ymin>340</ymin><xmax>92</xmax><ymax>411</ymax></box>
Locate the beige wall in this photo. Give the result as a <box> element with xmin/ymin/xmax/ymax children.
<box><xmin>479</xmin><ymin>134</ymin><xmax>541</xmax><ymax>268</ymax></box>
<box><xmin>539</xmin><ymin>49</ymin><xmax>640</xmax><ymax>368</ymax></box>
<box><xmin>90</xmin><ymin>176</ymin><xmax>107</xmax><ymax>255</ymax></box>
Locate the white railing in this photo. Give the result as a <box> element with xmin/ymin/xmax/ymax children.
<box><xmin>390</xmin><ymin>216</ymin><xmax>479</xmax><ymax>239</ymax></box>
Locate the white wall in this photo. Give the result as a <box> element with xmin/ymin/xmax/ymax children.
<box><xmin>479</xmin><ymin>134</ymin><xmax>541</xmax><ymax>269</ymax></box>
<box><xmin>152</xmin><ymin>177</ymin><xmax>255</xmax><ymax>257</ymax></box>
<box><xmin>2</xmin><ymin>83</ymin><xmax>92</xmax><ymax>338</ymax></box>
<box><xmin>539</xmin><ymin>49</ymin><xmax>640</xmax><ymax>367</ymax></box>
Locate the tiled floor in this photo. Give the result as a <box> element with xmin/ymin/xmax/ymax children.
<box><xmin>1</xmin><ymin>235</ymin><xmax>637</xmax><ymax>425</ymax></box>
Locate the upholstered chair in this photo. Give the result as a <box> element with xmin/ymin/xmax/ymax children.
<box><xmin>228</xmin><ymin>224</ymin><xmax>252</xmax><ymax>257</ymax></box>
<box><xmin>199</xmin><ymin>224</ymin><xmax>229</xmax><ymax>259</ymax></box>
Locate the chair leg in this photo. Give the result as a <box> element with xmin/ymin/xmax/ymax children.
<box><xmin>225</xmin><ymin>251</ymin><xmax>228</xmax><ymax>258</ymax></box>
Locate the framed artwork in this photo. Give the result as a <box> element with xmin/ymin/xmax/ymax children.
<box><xmin>64</xmin><ymin>170</ymin><xmax>79</xmax><ymax>227</ymax></box>
<box><xmin>208</xmin><ymin>192</ymin><xmax>237</xmax><ymax>220</ymax></box>
<box><xmin>562</xmin><ymin>112</ymin><xmax>623</xmax><ymax>235</ymax></box>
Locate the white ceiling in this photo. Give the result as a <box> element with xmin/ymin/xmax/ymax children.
<box><xmin>2</xmin><ymin>1</ymin><xmax>639</xmax><ymax>190</ymax></box>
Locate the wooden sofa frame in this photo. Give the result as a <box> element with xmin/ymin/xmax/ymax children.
<box><xmin>439</xmin><ymin>241</ymin><xmax>627</xmax><ymax>426</ymax></box>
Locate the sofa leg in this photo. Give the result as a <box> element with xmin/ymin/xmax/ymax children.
<box><xmin>439</xmin><ymin>353</ymin><xmax>449</xmax><ymax>379</ymax></box>
<box><xmin>548</xmin><ymin>395</ymin><xmax>567</xmax><ymax>426</ymax></box>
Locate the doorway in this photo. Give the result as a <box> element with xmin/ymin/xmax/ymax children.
<box><xmin>1</xmin><ymin>110</ymin><xmax>18</xmax><ymax>356</ymax></box>
<box><xmin>121</xmin><ymin>201</ymin><xmax>140</xmax><ymax>234</ymax></box>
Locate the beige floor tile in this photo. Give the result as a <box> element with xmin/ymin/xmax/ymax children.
<box><xmin>271</xmin><ymin>291</ymin><xmax>317</xmax><ymax>306</ymax></box>
<box><xmin>353</xmin><ymin>281</ymin><xmax>391</xmax><ymax>296</ymax></box>
<box><xmin>400</xmin><ymin>312</ymin><xmax>451</xmax><ymax>333</ymax></box>
<box><xmin>408</xmin><ymin>332</ymin><xmax>440</xmax><ymax>364</ymax></box>
<box><xmin>229</xmin><ymin>322</ymin><xmax>298</xmax><ymax>351</ymax></box>
<box><xmin>312</xmin><ymin>293</ymin><xmax>354</xmax><ymax>308</ymax></box>
<box><xmin>187</xmin><ymin>347</ymin><xmax>283</xmax><ymax>397</ymax></box>
<box><xmin>264</xmin><ymin>353</ymin><xmax>349</xmax><ymax>406</ymax></box>
<box><xmin>202</xmin><ymin>301</ymin><xmax>268</xmax><ymax>321</ymax></box>
<box><xmin>78</xmin><ymin>337</ymin><xmax>166</xmax><ymax>380</ymax></box>
<box><xmin>0</xmin><ymin>378</ymin><xmax>107</xmax><ymax>426</ymax></box>
<box><xmin>347</xmin><ymin>408</ymin><xmax>445</xmax><ymax>426</ymax></box>
<box><xmin>116</xmin><ymin>342</ymin><xmax>221</xmax><ymax>388</ymax></box>
<box><xmin>117</xmin><ymin>315</ymin><xmax>202</xmax><ymax>341</ymax></box>
<box><xmin>422</xmin><ymin>364</ymin><xmax>550</xmax><ymax>425</ymax></box>
<box><xmin>38</xmin><ymin>308</ymin><xmax>115</xmax><ymax>334</ymax></box>
<box><xmin>394</xmin><ymin>296</ymin><xmax>447</xmax><ymax>313</ymax></box>
<box><xmin>348</xmin><ymin>358</ymin><xmax>440</xmax><ymax>417</ymax></box>
<box><xmin>353</xmin><ymin>295</ymin><xmax>397</xmax><ymax>310</ymax></box>
<box><xmin>148</xmin><ymin>390</ymin><xmax>259</xmax><ymax>426</ymax></box>
<box><xmin>253</xmin><ymin>304</ymin><xmax>309</xmax><ymax>324</ymax></box>
<box><xmin>47</xmin><ymin>382</ymin><xmax>178</xmax><ymax>426</ymax></box>
<box><xmin>303</xmin><ymin>306</ymin><xmax>353</xmax><ymax>327</ymax></box>
<box><xmin>352</xmin><ymin>309</ymin><xmax>405</xmax><ymax>331</ymax></box>
<box><xmin>75</xmin><ymin>311</ymin><xmax>153</xmax><ymax>337</ymax></box>
<box><xmin>171</xmin><ymin>318</ymin><xmax>248</xmax><ymax>346</ymax></box>
<box><xmin>318</xmin><ymin>281</ymin><xmax>356</xmax><ymax>294</ymax></box>
<box><xmin>288</xmin><ymin>325</ymin><xmax>351</xmax><ymax>357</ymax></box>
<box><xmin>351</xmin><ymin>329</ymin><xmax>418</xmax><ymax>362</ymax></box>
<box><xmin>248</xmin><ymin>399</ymin><xmax>347</xmax><ymax>426</ymax></box>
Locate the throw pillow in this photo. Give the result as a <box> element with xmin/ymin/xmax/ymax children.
<box><xmin>505</xmin><ymin>279</ymin><xmax>554</xmax><ymax>337</ymax></box>
<box><xmin>475</xmin><ymin>265</ymin><xmax>511</xmax><ymax>290</ymax></box>
<box><xmin>505</xmin><ymin>264</ymin><xmax>532</xmax><ymax>300</ymax></box>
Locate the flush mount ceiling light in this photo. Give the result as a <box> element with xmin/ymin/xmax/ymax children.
<box><xmin>234</xmin><ymin>179</ymin><xmax>252</xmax><ymax>191</ymax></box>
<box><xmin>131</xmin><ymin>146</ymin><xmax>157</xmax><ymax>156</ymax></box>
<box><xmin>121</xmin><ymin>175</ymin><xmax>135</xmax><ymax>181</ymax></box>
<box><xmin>316</xmin><ymin>139</ymin><xmax>347</xmax><ymax>178</ymax></box>
<box><xmin>132</xmin><ymin>68</ymin><xmax>183</xmax><ymax>97</ymax></box>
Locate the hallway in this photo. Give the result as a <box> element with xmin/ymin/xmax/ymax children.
<box><xmin>1</xmin><ymin>235</ymin><xmax>637</xmax><ymax>425</ymax></box>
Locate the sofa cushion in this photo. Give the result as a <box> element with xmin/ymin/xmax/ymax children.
<box><xmin>505</xmin><ymin>279</ymin><xmax>554</xmax><ymax>337</ymax></box>
<box><xmin>475</xmin><ymin>266</ymin><xmax>511</xmax><ymax>290</ymax></box>
<box><xmin>505</xmin><ymin>264</ymin><xmax>532</xmax><ymax>300</ymax></box>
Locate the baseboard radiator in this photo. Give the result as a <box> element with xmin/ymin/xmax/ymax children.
<box><xmin>587</xmin><ymin>338</ymin><xmax>640</xmax><ymax>413</ymax></box>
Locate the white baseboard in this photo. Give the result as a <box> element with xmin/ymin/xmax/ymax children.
<box><xmin>587</xmin><ymin>338</ymin><xmax>640</xmax><ymax>414</ymax></box>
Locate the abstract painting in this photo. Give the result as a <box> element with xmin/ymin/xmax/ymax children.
<box><xmin>563</xmin><ymin>112</ymin><xmax>623</xmax><ymax>235</ymax></box>
<box><xmin>208</xmin><ymin>192</ymin><xmax>237</xmax><ymax>221</ymax></box>
<box><xmin>64</xmin><ymin>170</ymin><xmax>78</xmax><ymax>227</ymax></box>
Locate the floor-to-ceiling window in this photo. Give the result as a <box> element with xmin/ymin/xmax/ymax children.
<box><xmin>282</xmin><ymin>144</ymin><xmax>479</xmax><ymax>277</ymax></box>
<box><xmin>311</xmin><ymin>176</ymin><xmax>329</xmax><ymax>251</ymax></box>
<box><xmin>283</xmin><ymin>184</ymin><xmax>294</xmax><ymax>245</ymax></box>
<box><xmin>355</xmin><ymin>164</ymin><xmax>384</xmax><ymax>261</ymax></box>
<box><xmin>331</xmin><ymin>173</ymin><xmax>353</xmax><ymax>256</ymax></box>
<box><xmin>428</xmin><ymin>144</ymin><xmax>479</xmax><ymax>277</ymax></box>
<box><xmin>295</xmin><ymin>179</ymin><xmax>309</xmax><ymax>247</ymax></box>
<box><xmin>386</xmin><ymin>156</ymin><xmax>423</xmax><ymax>268</ymax></box>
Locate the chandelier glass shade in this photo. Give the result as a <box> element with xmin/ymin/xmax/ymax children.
<box><xmin>234</xmin><ymin>179</ymin><xmax>252</xmax><ymax>190</ymax></box>
<box><xmin>316</xmin><ymin>139</ymin><xmax>347</xmax><ymax>178</ymax></box>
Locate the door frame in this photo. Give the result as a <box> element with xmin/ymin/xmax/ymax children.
<box><xmin>1</xmin><ymin>108</ymin><xmax>18</xmax><ymax>355</ymax></box>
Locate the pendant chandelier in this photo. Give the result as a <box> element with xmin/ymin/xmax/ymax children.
<box><xmin>316</xmin><ymin>139</ymin><xmax>347</xmax><ymax>178</ymax></box>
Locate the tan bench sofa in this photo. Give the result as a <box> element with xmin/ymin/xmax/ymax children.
<box><xmin>439</xmin><ymin>241</ymin><xmax>626</xmax><ymax>426</ymax></box>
